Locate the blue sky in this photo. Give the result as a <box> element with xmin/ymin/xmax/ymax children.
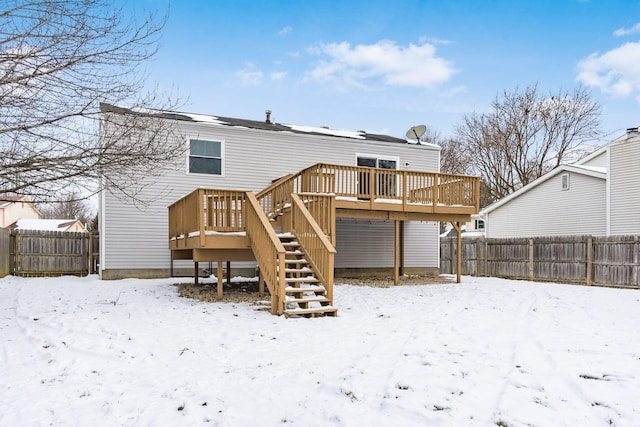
<box><xmin>142</xmin><ymin>0</ymin><xmax>640</xmax><ymax>141</ymax></box>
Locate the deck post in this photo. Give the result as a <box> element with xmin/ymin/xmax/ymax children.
<box><xmin>226</xmin><ymin>261</ymin><xmax>231</xmax><ymax>284</ymax></box>
<box><xmin>399</xmin><ymin>221</ymin><xmax>405</xmax><ymax>277</ymax></box>
<box><xmin>258</xmin><ymin>267</ymin><xmax>264</xmax><ymax>297</ymax></box>
<box><xmin>217</xmin><ymin>261</ymin><xmax>224</xmax><ymax>300</ymax></box>
<box><xmin>394</xmin><ymin>220</ymin><xmax>400</xmax><ymax>286</ymax></box>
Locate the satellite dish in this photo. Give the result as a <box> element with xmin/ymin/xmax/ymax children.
<box><xmin>405</xmin><ymin>125</ymin><xmax>427</xmax><ymax>144</ymax></box>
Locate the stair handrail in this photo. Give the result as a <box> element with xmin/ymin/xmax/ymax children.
<box><xmin>255</xmin><ymin>163</ymin><xmax>324</xmax><ymax>218</ymax></box>
<box><xmin>290</xmin><ymin>193</ymin><xmax>336</xmax><ymax>301</ymax></box>
<box><xmin>244</xmin><ymin>191</ymin><xmax>287</xmax><ymax>315</ymax></box>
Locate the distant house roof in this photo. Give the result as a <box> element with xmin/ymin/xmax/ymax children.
<box><xmin>480</xmin><ymin>164</ymin><xmax>607</xmax><ymax>216</ymax></box>
<box><xmin>0</xmin><ymin>195</ymin><xmax>30</xmax><ymax>208</ymax></box>
<box><xmin>100</xmin><ymin>103</ymin><xmax>440</xmax><ymax>149</ymax></box>
<box><xmin>8</xmin><ymin>218</ymin><xmax>87</xmax><ymax>232</ymax></box>
<box><xmin>0</xmin><ymin>196</ymin><xmax>43</xmax><ymax>216</ymax></box>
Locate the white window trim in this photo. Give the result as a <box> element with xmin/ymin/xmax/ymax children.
<box><xmin>186</xmin><ymin>138</ymin><xmax>225</xmax><ymax>177</ymax></box>
<box><xmin>354</xmin><ymin>153</ymin><xmax>400</xmax><ymax>169</ymax></box>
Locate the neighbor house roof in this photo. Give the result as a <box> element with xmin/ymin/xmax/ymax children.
<box><xmin>8</xmin><ymin>218</ymin><xmax>87</xmax><ymax>232</ymax></box>
<box><xmin>100</xmin><ymin>103</ymin><xmax>440</xmax><ymax>149</ymax></box>
<box><xmin>480</xmin><ymin>164</ymin><xmax>607</xmax><ymax>216</ymax></box>
<box><xmin>0</xmin><ymin>196</ymin><xmax>43</xmax><ymax>216</ymax></box>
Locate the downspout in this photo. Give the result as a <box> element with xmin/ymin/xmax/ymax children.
<box><xmin>606</xmin><ymin>146</ymin><xmax>611</xmax><ymax>236</ymax></box>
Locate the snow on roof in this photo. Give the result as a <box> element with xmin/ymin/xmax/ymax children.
<box><xmin>100</xmin><ymin>103</ymin><xmax>436</xmax><ymax>147</ymax></box>
<box><xmin>178</xmin><ymin>112</ymin><xmax>228</xmax><ymax>126</ymax></box>
<box><xmin>12</xmin><ymin>218</ymin><xmax>82</xmax><ymax>232</ymax></box>
<box><xmin>284</xmin><ymin>124</ymin><xmax>366</xmax><ymax>139</ymax></box>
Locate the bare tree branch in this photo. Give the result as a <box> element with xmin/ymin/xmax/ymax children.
<box><xmin>0</xmin><ymin>0</ymin><xmax>185</xmax><ymax>204</ymax></box>
<box><xmin>454</xmin><ymin>84</ymin><xmax>603</xmax><ymax>204</ymax></box>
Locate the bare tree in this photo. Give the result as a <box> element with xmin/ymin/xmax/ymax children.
<box><xmin>39</xmin><ymin>191</ymin><xmax>92</xmax><ymax>225</ymax></box>
<box><xmin>0</xmin><ymin>0</ymin><xmax>185</xmax><ymax>204</ymax></box>
<box><xmin>455</xmin><ymin>84</ymin><xmax>602</xmax><ymax>203</ymax></box>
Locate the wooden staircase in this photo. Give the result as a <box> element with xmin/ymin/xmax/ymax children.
<box><xmin>279</xmin><ymin>233</ymin><xmax>337</xmax><ymax>318</ymax></box>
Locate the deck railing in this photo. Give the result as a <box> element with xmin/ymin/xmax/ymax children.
<box><xmin>244</xmin><ymin>192</ymin><xmax>287</xmax><ymax>315</ymax></box>
<box><xmin>290</xmin><ymin>194</ymin><xmax>336</xmax><ymax>301</ymax></box>
<box><xmin>168</xmin><ymin>188</ymin><xmax>246</xmax><ymax>247</ymax></box>
<box><xmin>256</xmin><ymin>163</ymin><xmax>480</xmax><ymax>216</ymax></box>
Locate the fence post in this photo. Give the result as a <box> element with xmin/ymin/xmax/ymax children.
<box><xmin>586</xmin><ymin>235</ymin><xmax>593</xmax><ymax>286</ymax></box>
<box><xmin>475</xmin><ymin>238</ymin><xmax>481</xmax><ymax>276</ymax></box>
<box><xmin>528</xmin><ymin>239</ymin><xmax>534</xmax><ymax>281</ymax></box>
<box><xmin>450</xmin><ymin>237</ymin><xmax>455</xmax><ymax>275</ymax></box>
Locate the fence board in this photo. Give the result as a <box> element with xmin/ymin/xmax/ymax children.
<box><xmin>441</xmin><ymin>235</ymin><xmax>640</xmax><ymax>289</ymax></box>
<box><xmin>13</xmin><ymin>230</ymin><xmax>90</xmax><ymax>277</ymax></box>
<box><xmin>0</xmin><ymin>228</ymin><xmax>10</xmax><ymax>278</ymax></box>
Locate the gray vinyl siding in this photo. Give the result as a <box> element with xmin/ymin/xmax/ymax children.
<box><xmin>335</xmin><ymin>219</ymin><xmax>438</xmax><ymax>268</ymax></box>
<box><xmin>609</xmin><ymin>139</ymin><xmax>640</xmax><ymax>235</ymax></box>
<box><xmin>101</xmin><ymin>119</ymin><xmax>440</xmax><ymax>277</ymax></box>
<box><xmin>486</xmin><ymin>172</ymin><xmax>606</xmax><ymax>238</ymax></box>
<box><xmin>580</xmin><ymin>150</ymin><xmax>608</xmax><ymax>168</ymax></box>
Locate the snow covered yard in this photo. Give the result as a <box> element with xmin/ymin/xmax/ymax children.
<box><xmin>1</xmin><ymin>275</ymin><xmax>638</xmax><ymax>426</ymax></box>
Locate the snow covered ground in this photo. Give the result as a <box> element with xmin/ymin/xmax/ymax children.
<box><xmin>1</xmin><ymin>275</ymin><xmax>638</xmax><ymax>426</ymax></box>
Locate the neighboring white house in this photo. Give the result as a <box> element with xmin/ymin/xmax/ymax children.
<box><xmin>8</xmin><ymin>218</ymin><xmax>88</xmax><ymax>233</ymax></box>
<box><xmin>99</xmin><ymin>105</ymin><xmax>444</xmax><ymax>279</ymax></box>
<box><xmin>480</xmin><ymin>129</ymin><xmax>640</xmax><ymax>238</ymax></box>
<box><xmin>0</xmin><ymin>196</ymin><xmax>41</xmax><ymax>228</ymax></box>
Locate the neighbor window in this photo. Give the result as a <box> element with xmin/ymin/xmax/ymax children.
<box><xmin>475</xmin><ymin>220</ymin><xmax>485</xmax><ymax>230</ymax></box>
<box><xmin>561</xmin><ymin>173</ymin><xmax>569</xmax><ymax>190</ymax></box>
<box><xmin>189</xmin><ymin>139</ymin><xmax>222</xmax><ymax>175</ymax></box>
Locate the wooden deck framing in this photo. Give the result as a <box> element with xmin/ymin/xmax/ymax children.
<box><xmin>168</xmin><ymin>163</ymin><xmax>480</xmax><ymax>316</ymax></box>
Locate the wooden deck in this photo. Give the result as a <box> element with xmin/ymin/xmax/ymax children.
<box><xmin>168</xmin><ymin>163</ymin><xmax>480</xmax><ymax>316</ymax></box>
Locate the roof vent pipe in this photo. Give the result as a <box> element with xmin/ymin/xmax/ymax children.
<box><xmin>626</xmin><ymin>127</ymin><xmax>639</xmax><ymax>137</ymax></box>
<box><xmin>265</xmin><ymin>109</ymin><xmax>272</xmax><ymax>124</ymax></box>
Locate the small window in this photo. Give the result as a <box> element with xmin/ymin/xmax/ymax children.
<box><xmin>475</xmin><ymin>220</ymin><xmax>485</xmax><ymax>230</ymax></box>
<box><xmin>189</xmin><ymin>139</ymin><xmax>222</xmax><ymax>175</ymax></box>
<box><xmin>561</xmin><ymin>173</ymin><xmax>569</xmax><ymax>191</ymax></box>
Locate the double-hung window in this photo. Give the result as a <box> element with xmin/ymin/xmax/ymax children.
<box><xmin>189</xmin><ymin>139</ymin><xmax>222</xmax><ymax>175</ymax></box>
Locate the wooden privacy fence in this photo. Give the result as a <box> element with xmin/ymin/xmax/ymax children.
<box><xmin>0</xmin><ymin>228</ymin><xmax>10</xmax><ymax>278</ymax></box>
<box><xmin>441</xmin><ymin>235</ymin><xmax>640</xmax><ymax>289</ymax></box>
<box><xmin>1</xmin><ymin>230</ymin><xmax>99</xmax><ymax>277</ymax></box>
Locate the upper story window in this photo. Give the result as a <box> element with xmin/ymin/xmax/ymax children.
<box><xmin>189</xmin><ymin>139</ymin><xmax>222</xmax><ymax>175</ymax></box>
<box><xmin>561</xmin><ymin>173</ymin><xmax>569</xmax><ymax>191</ymax></box>
<box><xmin>474</xmin><ymin>219</ymin><xmax>485</xmax><ymax>230</ymax></box>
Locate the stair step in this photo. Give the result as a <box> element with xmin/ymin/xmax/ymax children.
<box><xmin>283</xmin><ymin>306</ymin><xmax>338</xmax><ymax>318</ymax></box>
<box><xmin>285</xmin><ymin>259</ymin><xmax>308</xmax><ymax>265</ymax></box>
<box><xmin>285</xmin><ymin>296</ymin><xmax>331</xmax><ymax>304</ymax></box>
<box><xmin>285</xmin><ymin>250</ymin><xmax>303</xmax><ymax>256</ymax></box>
<box><xmin>285</xmin><ymin>285</ymin><xmax>325</xmax><ymax>293</ymax></box>
<box><xmin>285</xmin><ymin>277</ymin><xmax>319</xmax><ymax>283</ymax></box>
<box><xmin>282</xmin><ymin>241</ymin><xmax>300</xmax><ymax>247</ymax></box>
<box><xmin>284</xmin><ymin>267</ymin><xmax>312</xmax><ymax>273</ymax></box>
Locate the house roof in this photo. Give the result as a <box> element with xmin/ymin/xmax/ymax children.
<box><xmin>480</xmin><ymin>164</ymin><xmax>607</xmax><ymax>216</ymax></box>
<box><xmin>100</xmin><ymin>103</ymin><xmax>440</xmax><ymax>149</ymax></box>
<box><xmin>0</xmin><ymin>196</ymin><xmax>43</xmax><ymax>216</ymax></box>
<box><xmin>0</xmin><ymin>195</ymin><xmax>29</xmax><ymax>208</ymax></box>
<box><xmin>8</xmin><ymin>218</ymin><xmax>87</xmax><ymax>232</ymax></box>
